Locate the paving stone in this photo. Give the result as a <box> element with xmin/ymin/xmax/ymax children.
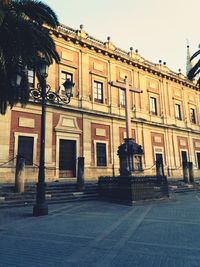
<box><xmin>1</xmin><ymin>194</ymin><xmax>200</xmax><ymax>266</ymax></box>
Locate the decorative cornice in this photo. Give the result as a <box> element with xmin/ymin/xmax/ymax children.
<box><xmin>50</xmin><ymin>24</ymin><xmax>198</xmax><ymax>91</ymax></box>
<box><xmin>42</xmin><ymin>101</ymin><xmax>200</xmax><ymax>134</ymax></box>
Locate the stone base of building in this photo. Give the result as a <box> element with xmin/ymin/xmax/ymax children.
<box><xmin>1</xmin><ymin>165</ymin><xmax>200</xmax><ymax>184</ymax></box>
<box><xmin>0</xmin><ymin>165</ymin><xmax>115</xmax><ymax>184</ymax></box>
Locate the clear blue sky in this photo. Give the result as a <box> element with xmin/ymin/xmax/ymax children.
<box><xmin>44</xmin><ymin>0</ymin><xmax>200</xmax><ymax>74</ymax></box>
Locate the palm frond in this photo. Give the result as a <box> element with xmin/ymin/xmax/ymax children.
<box><xmin>0</xmin><ymin>0</ymin><xmax>60</xmax><ymax>114</ymax></box>
<box><xmin>190</xmin><ymin>49</ymin><xmax>200</xmax><ymax>61</ymax></box>
<box><xmin>0</xmin><ymin>7</ymin><xmax>5</xmax><ymax>25</ymax></box>
<box><xmin>12</xmin><ymin>0</ymin><xmax>59</xmax><ymax>27</ymax></box>
<box><xmin>187</xmin><ymin>59</ymin><xmax>200</xmax><ymax>80</ymax></box>
<box><xmin>1</xmin><ymin>12</ymin><xmax>59</xmax><ymax>64</ymax></box>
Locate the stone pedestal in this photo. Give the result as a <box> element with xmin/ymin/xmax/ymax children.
<box><xmin>118</xmin><ymin>138</ymin><xmax>143</xmax><ymax>176</ymax></box>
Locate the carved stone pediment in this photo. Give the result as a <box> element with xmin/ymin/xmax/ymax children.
<box><xmin>55</xmin><ymin>115</ymin><xmax>82</xmax><ymax>133</ymax></box>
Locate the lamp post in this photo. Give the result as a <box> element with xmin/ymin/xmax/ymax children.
<box><xmin>32</xmin><ymin>60</ymin><xmax>74</xmax><ymax>216</ymax></box>
<box><xmin>33</xmin><ymin>59</ymin><xmax>49</xmax><ymax>216</ymax></box>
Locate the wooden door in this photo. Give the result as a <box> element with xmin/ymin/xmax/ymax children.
<box><xmin>59</xmin><ymin>140</ymin><xmax>76</xmax><ymax>178</ymax></box>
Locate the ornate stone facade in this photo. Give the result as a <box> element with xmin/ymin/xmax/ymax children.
<box><xmin>0</xmin><ymin>24</ymin><xmax>200</xmax><ymax>182</ymax></box>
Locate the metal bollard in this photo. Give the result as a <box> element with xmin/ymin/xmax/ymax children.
<box><xmin>15</xmin><ymin>155</ymin><xmax>25</xmax><ymax>193</ymax></box>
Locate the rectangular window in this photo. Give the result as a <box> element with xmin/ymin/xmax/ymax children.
<box><xmin>96</xmin><ymin>143</ymin><xmax>107</xmax><ymax>166</ymax></box>
<box><xmin>28</xmin><ymin>68</ymin><xmax>35</xmax><ymax>88</ymax></box>
<box><xmin>190</xmin><ymin>108</ymin><xmax>196</xmax><ymax>124</ymax></box>
<box><xmin>197</xmin><ymin>152</ymin><xmax>200</xmax><ymax>169</ymax></box>
<box><xmin>60</xmin><ymin>71</ymin><xmax>73</xmax><ymax>95</ymax></box>
<box><xmin>150</xmin><ymin>97</ymin><xmax>157</xmax><ymax>115</ymax></box>
<box><xmin>93</xmin><ymin>81</ymin><xmax>103</xmax><ymax>103</ymax></box>
<box><xmin>120</xmin><ymin>89</ymin><xmax>125</xmax><ymax>107</ymax></box>
<box><xmin>175</xmin><ymin>104</ymin><xmax>182</xmax><ymax>120</ymax></box>
<box><xmin>18</xmin><ymin>136</ymin><xmax>34</xmax><ymax>165</ymax></box>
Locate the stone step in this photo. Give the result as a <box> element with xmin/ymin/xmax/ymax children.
<box><xmin>46</xmin><ymin>187</ymin><xmax>98</xmax><ymax>194</ymax></box>
<box><xmin>0</xmin><ymin>182</ymin><xmax>99</xmax><ymax>208</ymax></box>
<box><xmin>169</xmin><ymin>185</ymin><xmax>200</xmax><ymax>193</ymax></box>
<box><xmin>1</xmin><ymin>189</ymin><xmax>98</xmax><ymax>201</ymax></box>
<box><xmin>170</xmin><ymin>188</ymin><xmax>200</xmax><ymax>193</ymax></box>
<box><xmin>0</xmin><ymin>187</ymin><xmax>98</xmax><ymax>198</ymax></box>
<box><xmin>0</xmin><ymin>195</ymin><xmax>99</xmax><ymax>209</ymax></box>
<box><xmin>0</xmin><ymin>183</ymin><xmax>98</xmax><ymax>193</ymax></box>
<box><xmin>0</xmin><ymin>182</ymin><xmax>97</xmax><ymax>191</ymax></box>
<box><xmin>0</xmin><ymin>192</ymin><xmax>99</xmax><ymax>207</ymax></box>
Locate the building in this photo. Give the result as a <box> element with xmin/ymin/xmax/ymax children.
<box><xmin>0</xmin><ymin>24</ymin><xmax>200</xmax><ymax>183</ymax></box>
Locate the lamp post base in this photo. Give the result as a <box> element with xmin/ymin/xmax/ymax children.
<box><xmin>33</xmin><ymin>202</ymin><xmax>48</xmax><ymax>216</ymax></box>
<box><xmin>33</xmin><ymin>182</ymin><xmax>48</xmax><ymax>216</ymax></box>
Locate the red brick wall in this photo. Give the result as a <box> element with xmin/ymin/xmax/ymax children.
<box><xmin>151</xmin><ymin>132</ymin><xmax>165</xmax><ymax>163</ymax></box>
<box><xmin>119</xmin><ymin>127</ymin><xmax>135</xmax><ymax>144</ymax></box>
<box><xmin>52</xmin><ymin>113</ymin><xmax>60</xmax><ymax>163</ymax></box>
<box><xmin>146</xmin><ymin>78</ymin><xmax>159</xmax><ymax>94</ymax></box>
<box><xmin>57</xmin><ymin>46</ymin><xmax>79</xmax><ymax>67</ymax></box>
<box><xmin>116</xmin><ymin>67</ymin><xmax>132</xmax><ymax>83</ymax></box>
<box><xmin>177</xmin><ymin>136</ymin><xmax>188</xmax><ymax>163</ymax></box>
<box><xmin>91</xmin><ymin>123</ymin><xmax>111</xmax><ymax>165</ymax></box>
<box><xmin>151</xmin><ymin>132</ymin><xmax>164</xmax><ymax>147</ymax></box>
<box><xmin>177</xmin><ymin>136</ymin><xmax>188</xmax><ymax>149</ymax></box>
<box><xmin>9</xmin><ymin>111</ymin><xmax>41</xmax><ymax>160</ymax></box>
<box><xmin>193</xmin><ymin>138</ymin><xmax>200</xmax><ymax>151</ymax></box>
<box><xmin>89</xmin><ymin>57</ymin><xmax>108</xmax><ymax>76</ymax></box>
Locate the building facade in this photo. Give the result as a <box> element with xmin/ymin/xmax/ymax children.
<box><xmin>1</xmin><ymin>24</ymin><xmax>200</xmax><ymax>182</ymax></box>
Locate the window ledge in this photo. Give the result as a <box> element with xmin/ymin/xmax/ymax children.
<box><xmin>149</xmin><ymin>112</ymin><xmax>159</xmax><ymax>116</ymax></box>
<box><xmin>91</xmin><ymin>166</ymin><xmax>108</xmax><ymax>169</ymax></box>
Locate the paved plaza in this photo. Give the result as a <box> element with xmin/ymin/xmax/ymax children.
<box><xmin>0</xmin><ymin>192</ymin><xmax>200</xmax><ymax>266</ymax></box>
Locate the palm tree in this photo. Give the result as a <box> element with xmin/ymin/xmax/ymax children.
<box><xmin>187</xmin><ymin>45</ymin><xmax>200</xmax><ymax>86</ymax></box>
<box><xmin>0</xmin><ymin>0</ymin><xmax>60</xmax><ymax>114</ymax></box>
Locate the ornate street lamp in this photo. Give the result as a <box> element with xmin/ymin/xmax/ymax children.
<box><xmin>37</xmin><ymin>59</ymin><xmax>49</xmax><ymax>79</ymax></box>
<box><xmin>32</xmin><ymin>60</ymin><xmax>74</xmax><ymax>216</ymax></box>
<box><xmin>63</xmin><ymin>79</ymin><xmax>75</xmax><ymax>100</ymax></box>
